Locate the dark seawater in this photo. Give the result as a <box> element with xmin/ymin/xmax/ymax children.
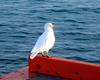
<box><xmin>0</xmin><ymin>0</ymin><xmax>100</xmax><ymax>77</ymax></box>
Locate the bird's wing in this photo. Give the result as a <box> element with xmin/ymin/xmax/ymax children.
<box><xmin>34</xmin><ymin>31</ymin><xmax>55</xmax><ymax>51</ymax></box>
<box><xmin>44</xmin><ymin>32</ymin><xmax>55</xmax><ymax>50</ymax></box>
<box><xmin>30</xmin><ymin>32</ymin><xmax>48</xmax><ymax>59</ymax></box>
<box><xmin>33</xmin><ymin>32</ymin><xmax>48</xmax><ymax>51</ymax></box>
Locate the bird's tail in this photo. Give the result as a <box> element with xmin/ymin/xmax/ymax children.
<box><xmin>30</xmin><ymin>51</ymin><xmax>38</xmax><ymax>59</ymax></box>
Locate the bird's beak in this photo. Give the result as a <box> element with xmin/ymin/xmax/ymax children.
<box><xmin>49</xmin><ymin>25</ymin><xmax>54</xmax><ymax>29</ymax></box>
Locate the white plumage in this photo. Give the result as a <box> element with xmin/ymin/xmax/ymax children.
<box><xmin>30</xmin><ymin>23</ymin><xmax>55</xmax><ymax>59</ymax></box>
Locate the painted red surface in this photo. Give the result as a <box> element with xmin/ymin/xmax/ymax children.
<box><xmin>29</xmin><ymin>54</ymin><xmax>100</xmax><ymax>80</ymax></box>
<box><xmin>1</xmin><ymin>54</ymin><xmax>100</xmax><ymax>80</ymax></box>
<box><xmin>1</xmin><ymin>67</ymin><xmax>28</xmax><ymax>80</ymax></box>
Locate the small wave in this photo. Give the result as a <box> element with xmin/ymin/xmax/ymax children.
<box><xmin>46</xmin><ymin>9</ymin><xmax>80</xmax><ymax>14</ymax></box>
<box><xmin>0</xmin><ymin>24</ymin><xmax>7</xmax><ymax>26</ymax></box>
<box><xmin>0</xmin><ymin>31</ymin><xmax>8</xmax><ymax>35</ymax></box>
<box><xmin>89</xmin><ymin>60</ymin><xmax>100</xmax><ymax>64</ymax></box>
<box><xmin>76</xmin><ymin>7</ymin><xmax>91</xmax><ymax>11</ymax></box>
<box><xmin>0</xmin><ymin>23</ymin><xmax>12</xmax><ymax>27</ymax></box>
<box><xmin>48</xmin><ymin>9</ymin><xmax>69</xmax><ymax>12</ymax></box>
<box><xmin>6</xmin><ymin>12</ymin><xmax>20</xmax><ymax>16</ymax></box>
<box><xmin>61</xmin><ymin>31</ymin><xmax>89</xmax><ymax>36</ymax></box>
<box><xmin>0</xmin><ymin>57</ymin><xmax>27</xmax><ymax>64</ymax></box>
<box><xmin>65</xmin><ymin>56</ymin><xmax>100</xmax><ymax>64</ymax></box>
<box><xmin>66</xmin><ymin>47</ymin><xmax>93</xmax><ymax>52</ymax></box>
<box><xmin>93</xmin><ymin>7</ymin><xmax>100</xmax><ymax>13</ymax></box>
<box><xmin>37</xmin><ymin>16</ymin><xmax>47</xmax><ymax>20</ymax></box>
<box><xmin>64</xmin><ymin>19</ymin><xmax>78</xmax><ymax>23</ymax></box>
<box><xmin>29</xmin><ymin>10</ymin><xmax>39</xmax><ymax>13</ymax></box>
<box><xmin>64</xmin><ymin>19</ymin><xmax>86</xmax><ymax>24</ymax></box>
<box><xmin>76</xmin><ymin>7</ymin><xmax>100</xmax><ymax>13</ymax></box>
<box><xmin>75</xmin><ymin>27</ymin><xmax>87</xmax><ymax>30</ymax></box>
<box><xmin>9</xmin><ymin>35</ymin><xmax>27</xmax><ymax>38</ymax></box>
<box><xmin>74</xmin><ymin>38</ymin><xmax>91</xmax><ymax>40</ymax></box>
<box><xmin>0</xmin><ymin>39</ymin><xmax>6</xmax><ymax>42</ymax></box>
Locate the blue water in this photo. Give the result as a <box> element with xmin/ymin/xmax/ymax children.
<box><xmin>0</xmin><ymin>0</ymin><xmax>100</xmax><ymax>77</ymax></box>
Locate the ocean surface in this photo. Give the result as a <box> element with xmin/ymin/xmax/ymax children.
<box><xmin>0</xmin><ymin>0</ymin><xmax>100</xmax><ymax>77</ymax></box>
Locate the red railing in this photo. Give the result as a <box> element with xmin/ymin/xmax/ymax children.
<box><xmin>29</xmin><ymin>54</ymin><xmax>100</xmax><ymax>80</ymax></box>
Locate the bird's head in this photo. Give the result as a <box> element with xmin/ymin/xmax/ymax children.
<box><xmin>44</xmin><ymin>23</ymin><xmax>54</xmax><ymax>30</ymax></box>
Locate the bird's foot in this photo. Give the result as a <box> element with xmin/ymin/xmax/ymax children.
<box><xmin>46</xmin><ymin>54</ymin><xmax>50</xmax><ymax>58</ymax></box>
<box><xmin>42</xmin><ymin>51</ymin><xmax>51</xmax><ymax>58</ymax></box>
<box><xmin>41</xmin><ymin>54</ymin><xmax>45</xmax><ymax>57</ymax></box>
<box><xmin>42</xmin><ymin>54</ymin><xmax>50</xmax><ymax>58</ymax></box>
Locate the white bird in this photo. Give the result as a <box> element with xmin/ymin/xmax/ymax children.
<box><xmin>30</xmin><ymin>23</ymin><xmax>55</xmax><ymax>59</ymax></box>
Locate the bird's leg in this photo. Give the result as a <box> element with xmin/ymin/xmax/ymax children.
<box><xmin>43</xmin><ymin>51</ymin><xmax>49</xmax><ymax>57</ymax></box>
<box><xmin>38</xmin><ymin>52</ymin><xmax>45</xmax><ymax>57</ymax></box>
<box><xmin>41</xmin><ymin>52</ymin><xmax>45</xmax><ymax>57</ymax></box>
